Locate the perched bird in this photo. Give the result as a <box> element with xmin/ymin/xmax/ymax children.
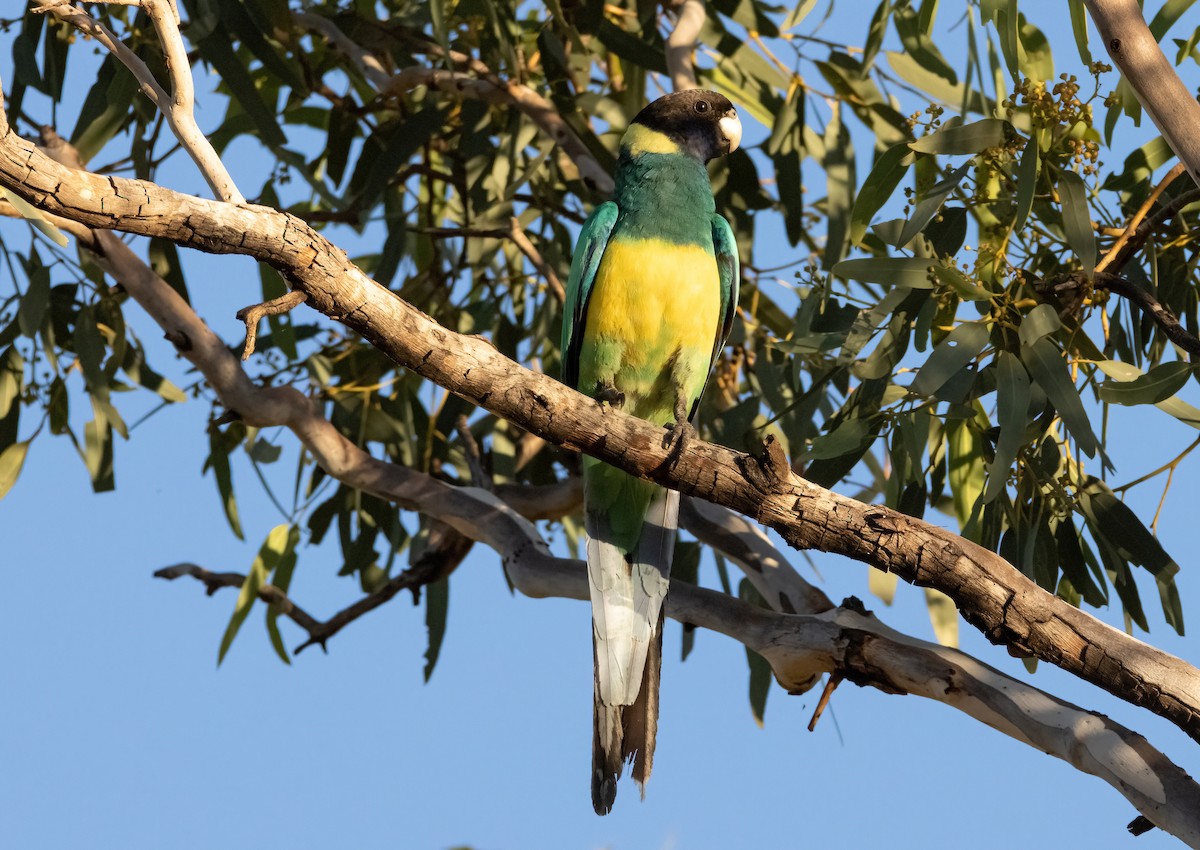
<box><xmin>560</xmin><ymin>90</ymin><xmax>741</xmax><ymax>814</ymax></box>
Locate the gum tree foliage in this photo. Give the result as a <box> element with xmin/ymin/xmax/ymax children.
<box><xmin>0</xmin><ymin>0</ymin><xmax>1197</xmax><ymax>785</ymax></box>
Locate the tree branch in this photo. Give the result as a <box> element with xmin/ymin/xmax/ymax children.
<box><xmin>1095</xmin><ymin>271</ymin><xmax>1200</xmax><ymax>357</ymax></box>
<box><xmin>4</xmin><ymin>111</ymin><xmax>1200</xmax><ymax>748</ymax></box>
<box><xmin>235</xmin><ymin>290</ymin><xmax>308</xmax><ymax>360</ymax></box>
<box><xmin>16</xmin><ymin>114</ymin><xmax>1200</xmax><ymax>844</ymax></box>
<box><xmin>34</xmin><ymin>0</ymin><xmax>244</xmax><ymax>202</ymax></box>
<box><xmin>665</xmin><ymin>0</ymin><xmax>706</xmax><ymax>91</ymax></box>
<box><xmin>1085</xmin><ymin>0</ymin><xmax>1200</xmax><ymax>190</ymax></box>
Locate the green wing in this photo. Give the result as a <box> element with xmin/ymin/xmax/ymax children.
<box><xmin>710</xmin><ymin>213</ymin><xmax>740</xmax><ymax>368</ymax></box>
<box><xmin>562</xmin><ymin>202</ymin><xmax>619</xmax><ymax>389</ymax></box>
<box><xmin>688</xmin><ymin>213</ymin><xmax>740</xmax><ymax>418</ymax></box>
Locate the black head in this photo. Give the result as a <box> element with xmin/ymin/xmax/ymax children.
<box><xmin>628</xmin><ymin>90</ymin><xmax>743</xmax><ymax>162</ymax></box>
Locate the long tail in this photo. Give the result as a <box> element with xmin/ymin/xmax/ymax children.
<box><xmin>587</xmin><ymin>486</ymin><xmax>679</xmax><ymax>815</ymax></box>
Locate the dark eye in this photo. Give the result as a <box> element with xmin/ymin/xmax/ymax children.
<box><xmin>694</xmin><ymin>100</ymin><xmax>709</xmax><ymax>113</ymax></box>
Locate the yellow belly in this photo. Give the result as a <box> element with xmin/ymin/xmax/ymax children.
<box><xmin>580</xmin><ymin>237</ymin><xmax>721</xmax><ymax>416</ymax></box>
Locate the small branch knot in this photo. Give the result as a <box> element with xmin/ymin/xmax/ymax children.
<box><xmin>235</xmin><ymin>289</ymin><xmax>308</xmax><ymax>360</ymax></box>
<box><xmin>741</xmin><ymin>434</ymin><xmax>791</xmax><ymax>495</ymax></box>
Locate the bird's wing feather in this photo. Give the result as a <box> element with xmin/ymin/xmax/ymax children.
<box><xmin>688</xmin><ymin>213</ymin><xmax>741</xmax><ymax>419</ymax></box>
<box><xmin>562</xmin><ymin>202</ymin><xmax>619</xmax><ymax>389</ymax></box>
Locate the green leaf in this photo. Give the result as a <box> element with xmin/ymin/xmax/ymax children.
<box><xmin>1081</xmin><ymin>481</ymin><xmax>1182</xmax><ymax>634</ymax></box>
<box><xmin>985</xmin><ymin>352</ymin><xmax>1030</xmax><ymax>502</ymax></box>
<box><xmin>207</xmin><ymin>426</ymin><xmax>245</xmax><ymax>539</ymax></box>
<box><xmin>265</xmin><ymin>525</ymin><xmax>300</xmax><ymax>664</ymax></box>
<box><xmin>832</xmin><ymin>257</ymin><xmax>935</xmax><ymax>289</ymax></box>
<box><xmin>808</xmin><ymin>418</ymin><xmax>870</xmax><ymax>460</ymax></box>
<box><xmin>1099</xmin><ymin>361</ymin><xmax>1192</xmax><ymax>405</ymax></box>
<box><xmin>1058</xmin><ymin>171</ymin><xmax>1096</xmax><ymax>276</ymax></box>
<box><xmin>1013</xmin><ymin>137</ymin><xmax>1039</xmax><ymax>234</ymax></box>
<box><xmin>195</xmin><ymin>31</ymin><xmax>287</xmax><ymax>148</ymax></box>
<box><xmin>781</xmin><ymin>0</ymin><xmax>819</xmax><ymax>31</ymax></box>
<box><xmin>925</xmin><ymin>588</ymin><xmax>958</xmax><ymax>647</ymax></box>
<box><xmin>910</xmin><ymin>322</ymin><xmax>990</xmax><ymax>396</ymax></box>
<box><xmin>0</xmin><ymin>346</ymin><xmax>22</xmax><ymax>422</ymax></box>
<box><xmin>1095</xmin><ymin>360</ymin><xmax>1200</xmax><ymax>427</ymax></box>
<box><xmin>739</xmin><ymin>579</ymin><xmax>771</xmax><ymax>726</ymax></box>
<box><xmin>71</xmin><ymin>54</ymin><xmax>139</xmax><ymax>163</ymax></box>
<box><xmin>1017</xmin><ymin>303</ymin><xmax>1062</xmax><ymax>346</ymax></box>
<box><xmin>0</xmin><ymin>440</ymin><xmax>30</xmax><ymax>500</ymax></box>
<box><xmin>424</xmin><ymin>576</ymin><xmax>450</xmax><ymax>681</ymax></box>
<box><xmin>822</xmin><ymin>105</ymin><xmax>853</xmax><ymax>268</ymax></box>
<box><xmin>219</xmin><ymin>523</ymin><xmax>293</xmax><ymax>664</ymax></box>
<box><xmin>909</xmin><ymin>118</ymin><xmax>1013</xmax><ymax>155</ymax></box>
<box><xmin>73</xmin><ymin>306</ymin><xmax>107</xmax><ymax>396</ymax></box>
<box><xmin>1149</xmin><ymin>0</ymin><xmax>1199</xmax><ymax>41</ymax></box>
<box><xmin>1054</xmin><ymin>521</ymin><xmax>1107</xmax><ymax>608</ymax></box>
<box><xmin>947</xmin><ymin>413</ymin><xmax>985</xmax><ymax>536</ymax></box>
<box><xmin>1020</xmin><ymin>338</ymin><xmax>1099</xmax><ymax>457</ymax></box>
<box><xmin>1018</xmin><ymin>19</ymin><xmax>1054</xmax><ymax>82</ymax></box>
<box><xmin>148</xmin><ymin>238</ymin><xmax>191</xmax><ymax>304</ymax></box>
<box><xmin>83</xmin><ymin>414</ymin><xmax>114</xmax><ymax>493</ymax></box>
<box><xmin>1</xmin><ymin>188</ymin><xmax>68</xmax><ymax>246</ymax></box>
<box><xmin>899</xmin><ymin>161</ymin><xmax>972</xmax><ymax>247</ymax></box>
<box><xmin>869</xmin><ymin>566</ymin><xmax>899</xmax><ymax>604</ymax></box>
<box><xmin>17</xmin><ymin>264</ymin><xmax>50</xmax><ymax>338</ymax></box>
<box><xmin>673</xmin><ymin>540</ymin><xmax>701</xmax><ymax>660</ymax></box>
<box><xmin>1066</xmin><ymin>0</ymin><xmax>1092</xmax><ymax>64</ymax></box>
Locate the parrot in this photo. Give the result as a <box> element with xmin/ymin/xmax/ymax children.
<box><xmin>560</xmin><ymin>89</ymin><xmax>742</xmax><ymax>815</ymax></box>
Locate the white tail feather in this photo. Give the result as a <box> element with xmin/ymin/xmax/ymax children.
<box><xmin>586</xmin><ymin>489</ymin><xmax>678</xmax><ymax>705</ymax></box>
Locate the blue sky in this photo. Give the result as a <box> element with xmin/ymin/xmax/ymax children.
<box><xmin>3</xmin><ymin>4</ymin><xmax>1200</xmax><ymax>849</ymax></box>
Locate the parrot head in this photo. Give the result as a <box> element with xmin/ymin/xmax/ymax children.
<box><xmin>625</xmin><ymin>90</ymin><xmax>742</xmax><ymax>162</ymax></box>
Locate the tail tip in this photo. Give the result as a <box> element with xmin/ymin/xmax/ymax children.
<box><xmin>592</xmin><ymin>771</ymin><xmax>617</xmax><ymax>816</ymax></box>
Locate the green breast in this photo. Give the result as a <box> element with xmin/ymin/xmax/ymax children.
<box><xmin>611</xmin><ymin>149</ymin><xmax>716</xmax><ymax>247</ymax></box>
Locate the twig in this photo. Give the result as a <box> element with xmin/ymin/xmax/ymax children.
<box><xmin>507</xmin><ymin>217</ymin><xmax>566</xmax><ymax>303</ymax></box>
<box><xmin>154</xmin><ymin>563</ymin><xmax>324</xmax><ymax>635</ymax></box>
<box><xmin>1099</xmin><ymin>186</ymin><xmax>1200</xmax><ymax>274</ymax></box>
<box><xmin>455</xmin><ymin>414</ymin><xmax>491</xmax><ymax>490</ymax></box>
<box><xmin>1093</xmin><ymin>271</ymin><xmax>1200</xmax><ymax>357</ymax></box>
<box><xmin>807</xmin><ymin>674</ymin><xmax>841</xmax><ymax>731</ymax></box>
<box><xmin>235</xmin><ymin>290</ymin><xmax>308</xmax><ymax>360</ymax></box>
<box><xmin>1095</xmin><ymin>162</ymin><xmax>1187</xmax><ymax>273</ymax></box>
<box><xmin>665</xmin><ymin>0</ymin><xmax>706</xmax><ymax>91</ymax></box>
<box><xmin>418</xmin><ymin>222</ymin><xmax>566</xmax><ymax>303</ymax></box>
<box><xmin>294</xmin><ymin>10</ymin><xmax>391</xmax><ymax>89</ymax></box>
<box><xmin>155</xmin><ymin>520</ymin><xmax>472</xmax><ymax>654</ymax></box>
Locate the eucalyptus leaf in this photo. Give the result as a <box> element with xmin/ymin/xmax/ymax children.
<box><xmin>909</xmin><ymin>118</ymin><xmax>1013</xmax><ymax>155</ymax></box>
<box><xmin>1058</xmin><ymin>171</ymin><xmax>1096</xmax><ymax>276</ymax></box>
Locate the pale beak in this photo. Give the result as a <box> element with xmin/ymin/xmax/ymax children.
<box><xmin>719</xmin><ymin>110</ymin><xmax>743</xmax><ymax>153</ymax></box>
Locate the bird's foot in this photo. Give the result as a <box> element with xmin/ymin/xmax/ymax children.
<box><xmin>594</xmin><ymin>383</ymin><xmax>625</xmax><ymax>408</ymax></box>
<box><xmin>662</xmin><ymin>419</ymin><xmax>696</xmax><ymax>456</ymax></box>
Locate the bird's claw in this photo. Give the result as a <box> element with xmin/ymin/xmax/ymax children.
<box><xmin>662</xmin><ymin>419</ymin><xmax>696</xmax><ymax>456</ymax></box>
<box><xmin>595</xmin><ymin>384</ymin><xmax>625</xmax><ymax>408</ymax></box>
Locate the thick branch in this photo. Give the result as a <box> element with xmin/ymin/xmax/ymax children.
<box><xmin>4</xmin><ymin>117</ymin><xmax>1200</xmax><ymax>747</ymax></box>
<box><xmin>1084</xmin><ymin>0</ymin><xmax>1200</xmax><ymax>189</ymax></box>
<box><xmin>665</xmin><ymin>0</ymin><xmax>706</xmax><ymax>91</ymax></box>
